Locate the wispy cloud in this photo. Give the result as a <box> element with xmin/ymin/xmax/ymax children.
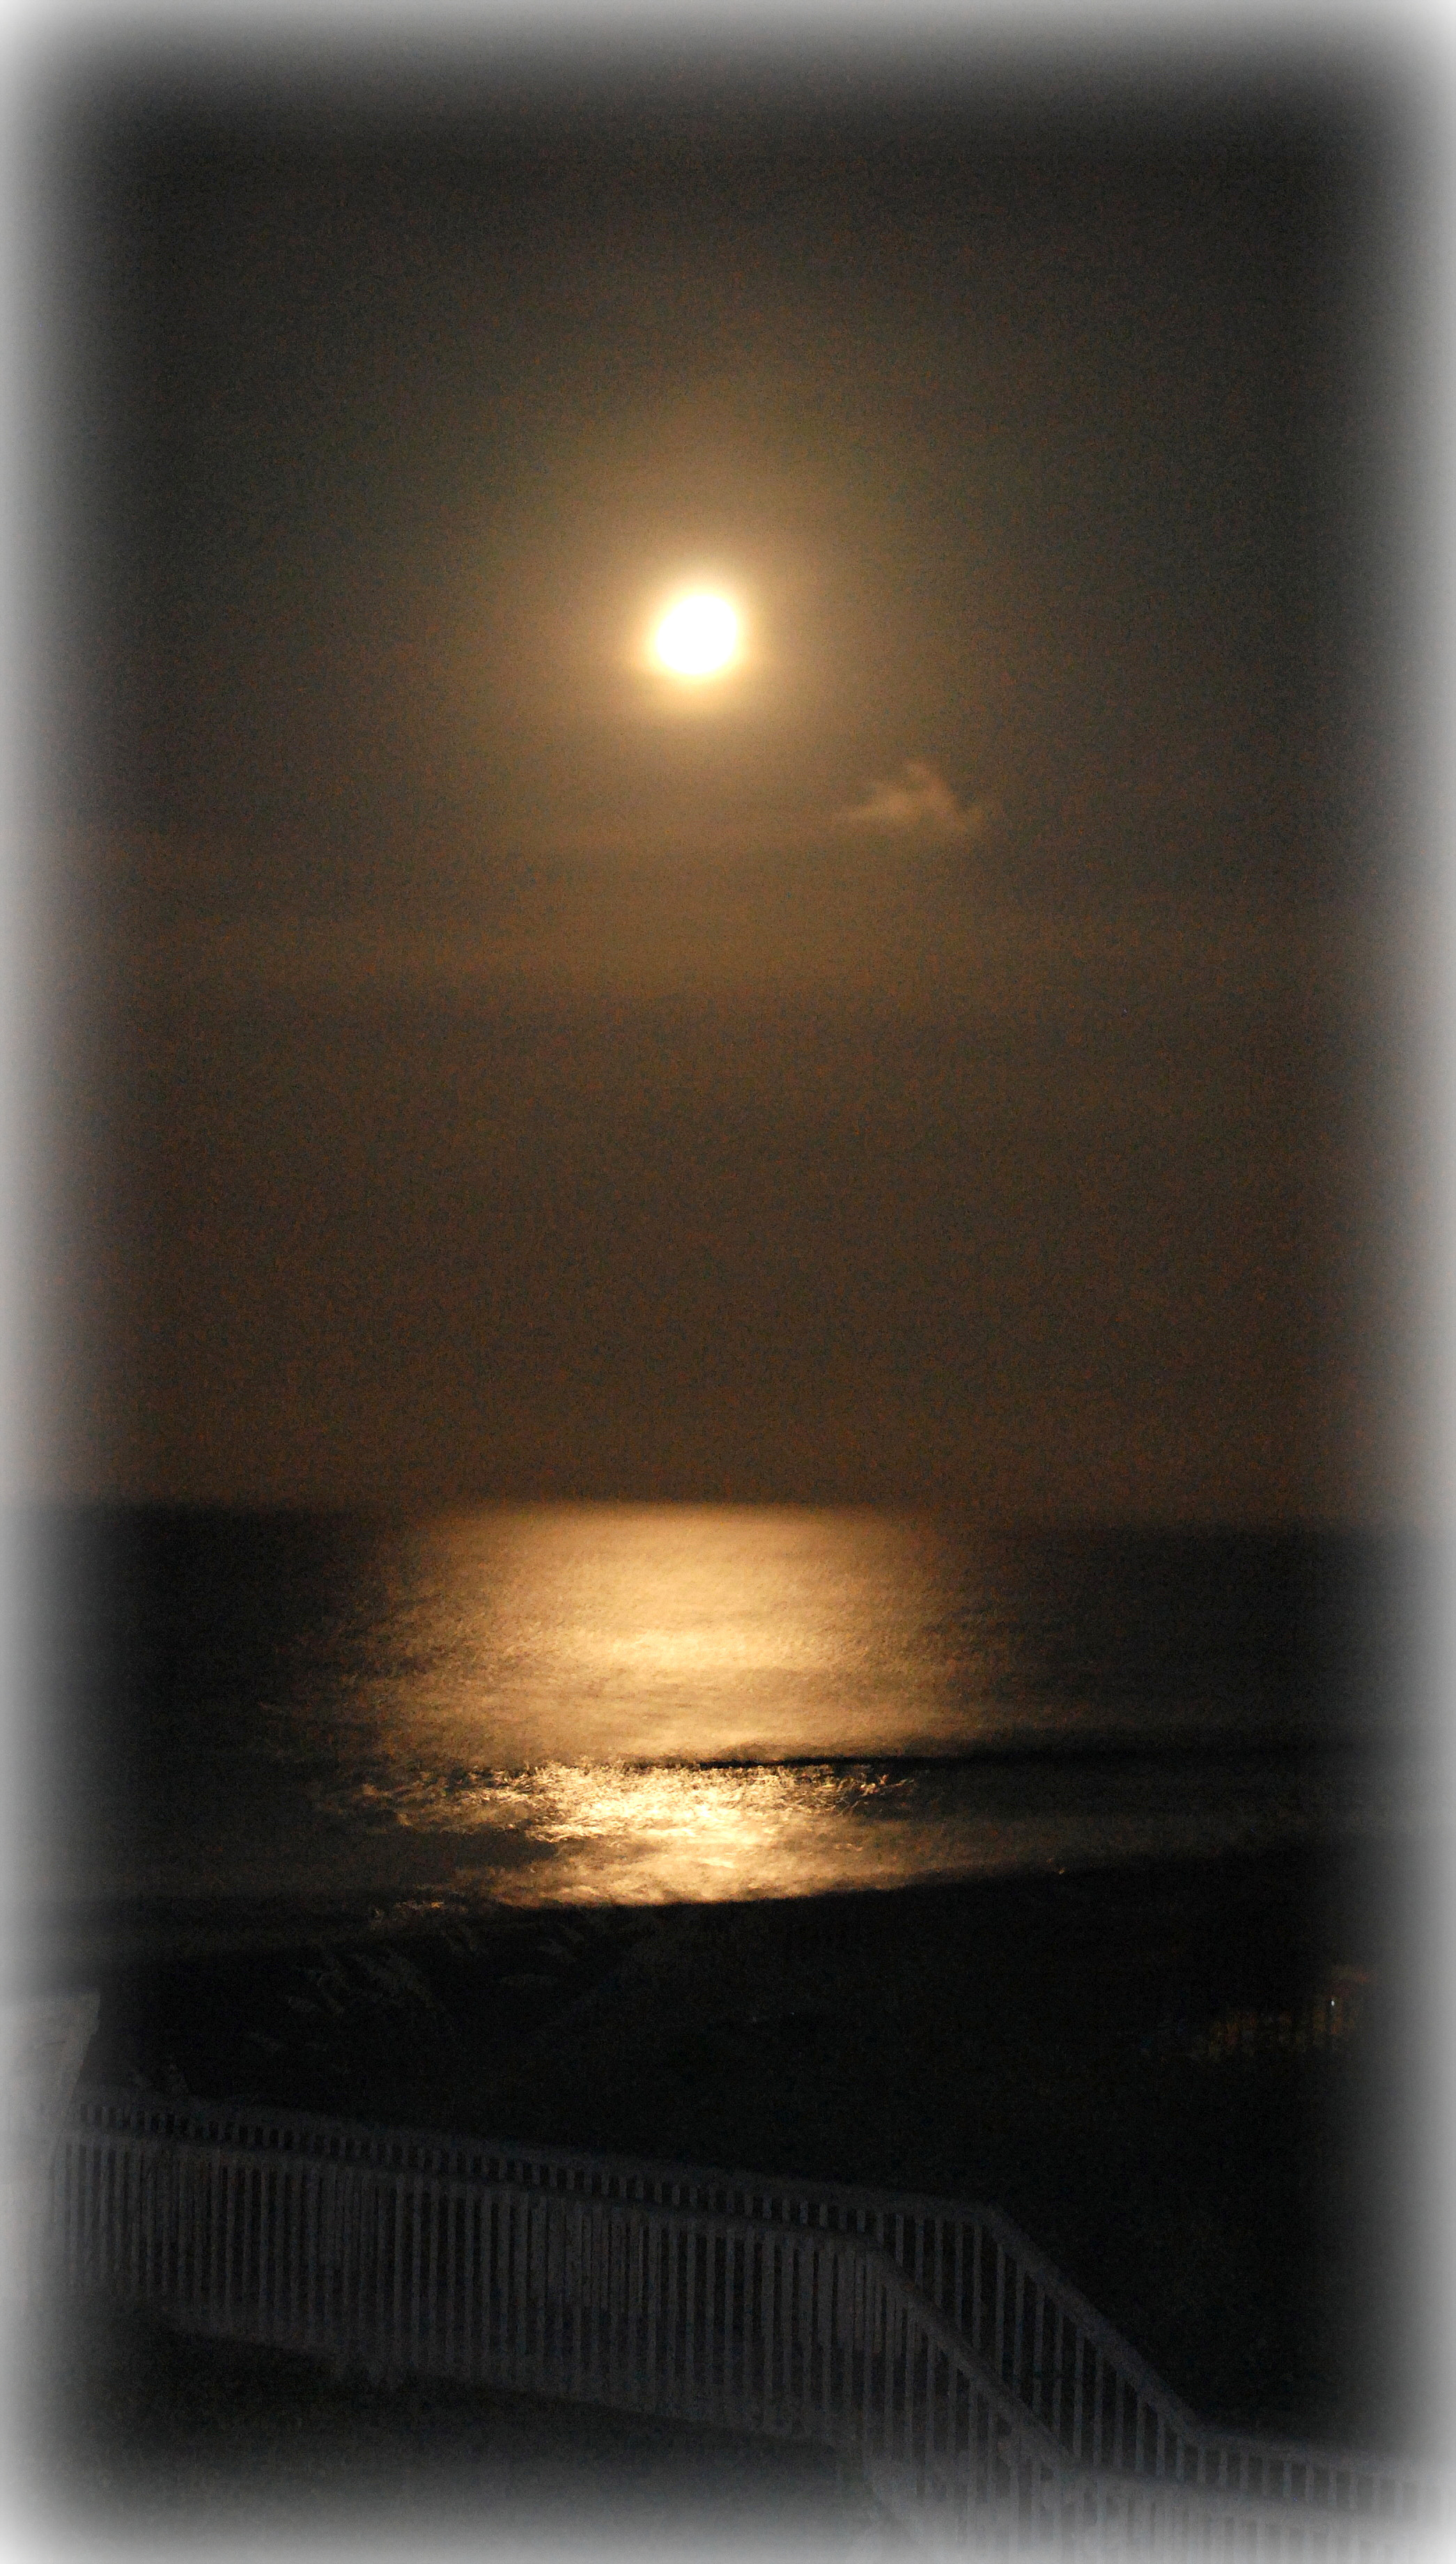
<box><xmin>836</xmin><ymin>761</ymin><xmax>994</xmax><ymax>843</ymax></box>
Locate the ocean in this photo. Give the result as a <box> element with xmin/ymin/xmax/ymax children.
<box><xmin>24</xmin><ymin>1506</ymin><xmax>1426</xmax><ymax>1963</ymax></box>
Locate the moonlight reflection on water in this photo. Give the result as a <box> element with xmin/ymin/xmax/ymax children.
<box><xmin>44</xmin><ymin>1506</ymin><xmax>1416</xmax><ymax>1927</ymax></box>
<box><xmin>325</xmin><ymin>1505</ymin><xmax>982</xmax><ymax>1770</ymax></box>
<box><xmin>326</xmin><ymin>1753</ymin><xmax>1400</xmax><ymax>1913</ymax></box>
<box><xmin>388</xmin><ymin>1761</ymin><xmax>925</xmax><ymax>1904</ymax></box>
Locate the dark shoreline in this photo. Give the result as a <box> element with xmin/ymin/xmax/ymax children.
<box><xmin>32</xmin><ymin>1832</ymin><xmax>1434</xmax><ymax>2455</ymax></box>
<box><xmin>22</xmin><ymin>1743</ymin><xmax>1414</xmax><ymax>1979</ymax></box>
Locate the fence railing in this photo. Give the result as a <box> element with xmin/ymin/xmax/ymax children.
<box><xmin>51</xmin><ymin>2117</ymin><xmax>1090</xmax><ymax>2547</ymax></box>
<box><xmin>53</xmin><ymin>2090</ymin><xmax>1448</xmax><ymax>2552</ymax></box>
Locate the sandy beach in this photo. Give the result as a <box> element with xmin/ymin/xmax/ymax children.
<box><xmin>32</xmin><ymin>1833</ymin><xmax>1428</xmax><ymax>2464</ymax></box>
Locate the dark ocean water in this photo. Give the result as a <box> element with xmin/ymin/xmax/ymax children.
<box><xmin>24</xmin><ymin>1507</ymin><xmax>1427</xmax><ymax>1956</ymax></box>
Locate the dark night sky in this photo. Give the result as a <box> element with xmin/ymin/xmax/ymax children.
<box><xmin>36</xmin><ymin>36</ymin><xmax>1422</xmax><ymax>1517</ymax></box>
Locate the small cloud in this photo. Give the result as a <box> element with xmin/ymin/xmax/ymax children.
<box><xmin>837</xmin><ymin>762</ymin><xmax>993</xmax><ymax>843</ymax></box>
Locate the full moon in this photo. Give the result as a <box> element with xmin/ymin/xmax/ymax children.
<box><xmin>651</xmin><ymin>592</ymin><xmax>741</xmax><ymax>680</ymax></box>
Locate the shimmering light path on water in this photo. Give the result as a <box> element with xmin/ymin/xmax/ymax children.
<box><xmin>328</xmin><ymin>1505</ymin><xmax>983</xmax><ymax>1766</ymax></box>
<box><xmin>39</xmin><ymin>1505</ymin><xmax>1418</xmax><ymax>1931</ymax></box>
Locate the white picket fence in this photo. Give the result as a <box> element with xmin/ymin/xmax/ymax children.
<box><xmin>48</xmin><ymin>2090</ymin><xmax>1448</xmax><ymax>2555</ymax></box>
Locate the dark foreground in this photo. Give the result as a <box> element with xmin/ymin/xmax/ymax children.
<box><xmin>26</xmin><ymin>1834</ymin><xmax>1441</xmax><ymax>2532</ymax></box>
<box><xmin>28</xmin><ymin>2306</ymin><xmax>901</xmax><ymax>2556</ymax></box>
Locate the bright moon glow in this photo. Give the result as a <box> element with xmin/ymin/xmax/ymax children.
<box><xmin>652</xmin><ymin>592</ymin><xmax>741</xmax><ymax>679</ymax></box>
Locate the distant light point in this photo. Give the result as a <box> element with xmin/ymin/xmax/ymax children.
<box><xmin>651</xmin><ymin>592</ymin><xmax>741</xmax><ymax>680</ymax></box>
